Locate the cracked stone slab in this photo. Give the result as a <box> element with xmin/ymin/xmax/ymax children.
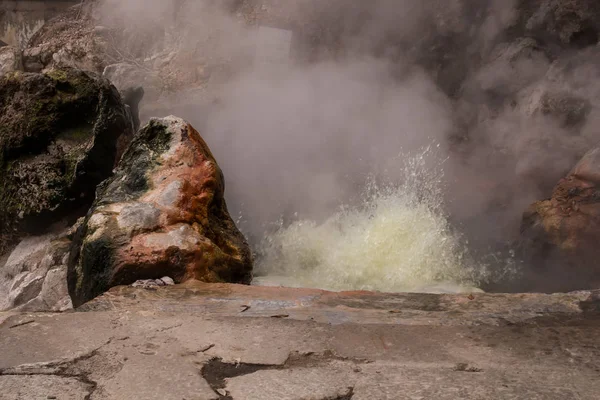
<box><xmin>0</xmin><ymin>320</ymin><xmax>217</xmax><ymax>400</ymax></box>
<box><xmin>0</xmin><ymin>375</ymin><xmax>93</xmax><ymax>400</ymax></box>
<box><xmin>225</xmin><ymin>364</ymin><xmax>355</xmax><ymax>400</ymax></box>
<box><xmin>96</xmin><ymin>356</ymin><xmax>218</xmax><ymax>400</ymax></box>
<box><xmin>0</xmin><ymin>283</ymin><xmax>599</xmax><ymax>399</ymax></box>
<box><xmin>0</xmin><ymin>312</ymin><xmax>116</xmax><ymax>369</ymax></box>
<box><xmin>351</xmin><ymin>364</ymin><xmax>600</xmax><ymax>400</ymax></box>
<box><xmin>172</xmin><ymin>317</ymin><xmax>325</xmax><ymax>365</ymax></box>
<box><xmin>83</xmin><ymin>281</ymin><xmax>600</xmax><ymax>326</ymax></box>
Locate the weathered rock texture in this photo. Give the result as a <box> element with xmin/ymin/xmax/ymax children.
<box><xmin>520</xmin><ymin>0</ymin><xmax>600</xmax><ymax>47</ymax></box>
<box><xmin>0</xmin><ymin>224</ymin><xmax>76</xmax><ymax>312</ymax></box>
<box><xmin>0</xmin><ymin>0</ymin><xmax>80</xmax><ymax>48</ymax></box>
<box><xmin>68</xmin><ymin>116</ymin><xmax>253</xmax><ymax>306</ymax></box>
<box><xmin>520</xmin><ymin>148</ymin><xmax>600</xmax><ymax>291</ymax></box>
<box><xmin>0</xmin><ymin>45</ymin><xmax>21</xmax><ymax>78</ymax></box>
<box><xmin>22</xmin><ymin>4</ymin><xmax>111</xmax><ymax>74</ymax></box>
<box><xmin>0</xmin><ymin>67</ymin><xmax>133</xmax><ymax>256</ymax></box>
<box><xmin>1</xmin><ymin>283</ymin><xmax>600</xmax><ymax>400</ymax></box>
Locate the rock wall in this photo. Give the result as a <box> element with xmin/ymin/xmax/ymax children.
<box><xmin>0</xmin><ymin>0</ymin><xmax>79</xmax><ymax>48</ymax></box>
<box><xmin>0</xmin><ymin>67</ymin><xmax>135</xmax><ymax>311</ymax></box>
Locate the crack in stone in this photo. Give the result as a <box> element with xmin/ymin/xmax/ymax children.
<box><xmin>201</xmin><ymin>358</ymin><xmax>278</xmax><ymax>399</ymax></box>
<box><xmin>155</xmin><ymin>323</ymin><xmax>183</xmax><ymax>332</ymax></box>
<box><xmin>453</xmin><ymin>363</ymin><xmax>483</xmax><ymax>373</ymax></box>
<box><xmin>201</xmin><ymin>351</ymin><xmax>366</xmax><ymax>399</ymax></box>
<box><xmin>0</xmin><ymin>338</ymin><xmax>115</xmax><ymax>400</ymax></box>
<box><xmin>8</xmin><ymin>319</ymin><xmax>35</xmax><ymax>329</ymax></box>
<box><xmin>283</xmin><ymin>350</ymin><xmax>372</xmax><ymax>368</ymax></box>
<box><xmin>181</xmin><ymin>343</ymin><xmax>216</xmax><ymax>357</ymax></box>
<box><xmin>321</xmin><ymin>387</ymin><xmax>355</xmax><ymax>400</ymax></box>
<box><xmin>0</xmin><ymin>369</ymin><xmax>98</xmax><ymax>400</ymax></box>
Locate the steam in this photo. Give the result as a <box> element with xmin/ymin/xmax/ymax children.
<box><xmin>254</xmin><ymin>146</ymin><xmax>489</xmax><ymax>293</ymax></box>
<box><xmin>205</xmin><ymin>61</ymin><xmax>453</xmax><ymax>234</ymax></box>
<box><xmin>93</xmin><ymin>0</ymin><xmax>600</xmax><ymax>291</ymax></box>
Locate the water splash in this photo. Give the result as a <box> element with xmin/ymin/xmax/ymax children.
<box><xmin>252</xmin><ymin>146</ymin><xmax>489</xmax><ymax>294</ymax></box>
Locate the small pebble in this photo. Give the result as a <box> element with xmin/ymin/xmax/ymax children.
<box><xmin>160</xmin><ymin>276</ymin><xmax>175</xmax><ymax>285</ymax></box>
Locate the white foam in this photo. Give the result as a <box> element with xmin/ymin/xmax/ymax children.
<box><xmin>252</xmin><ymin>148</ymin><xmax>488</xmax><ymax>294</ymax></box>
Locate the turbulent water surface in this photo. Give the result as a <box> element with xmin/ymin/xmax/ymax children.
<box><xmin>252</xmin><ymin>149</ymin><xmax>490</xmax><ymax>294</ymax></box>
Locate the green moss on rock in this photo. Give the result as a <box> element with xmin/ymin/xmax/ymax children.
<box><xmin>96</xmin><ymin>120</ymin><xmax>172</xmax><ymax>206</ymax></box>
<box><xmin>46</xmin><ymin>69</ymin><xmax>69</xmax><ymax>82</ymax></box>
<box><xmin>0</xmin><ymin>67</ymin><xmax>133</xmax><ymax>255</ymax></box>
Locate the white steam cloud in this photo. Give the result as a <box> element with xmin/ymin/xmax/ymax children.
<box><xmin>93</xmin><ymin>0</ymin><xmax>600</xmax><ymax>291</ymax></box>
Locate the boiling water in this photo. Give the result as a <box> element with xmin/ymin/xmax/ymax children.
<box><xmin>252</xmin><ymin>149</ymin><xmax>489</xmax><ymax>294</ymax></box>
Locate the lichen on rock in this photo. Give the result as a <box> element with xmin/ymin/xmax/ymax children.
<box><xmin>68</xmin><ymin>116</ymin><xmax>253</xmax><ymax>307</ymax></box>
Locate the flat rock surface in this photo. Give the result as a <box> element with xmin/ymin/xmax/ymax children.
<box><xmin>1</xmin><ymin>282</ymin><xmax>599</xmax><ymax>399</ymax></box>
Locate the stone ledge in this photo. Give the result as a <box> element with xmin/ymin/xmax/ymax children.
<box><xmin>1</xmin><ymin>285</ymin><xmax>600</xmax><ymax>400</ymax></box>
<box><xmin>80</xmin><ymin>280</ymin><xmax>600</xmax><ymax>327</ymax></box>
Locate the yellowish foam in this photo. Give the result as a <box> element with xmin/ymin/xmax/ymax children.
<box><xmin>253</xmin><ymin>149</ymin><xmax>487</xmax><ymax>294</ymax></box>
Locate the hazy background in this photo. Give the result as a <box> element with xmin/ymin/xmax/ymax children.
<box><xmin>93</xmin><ymin>0</ymin><xmax>600</xmax><ymax>289</ymax></box>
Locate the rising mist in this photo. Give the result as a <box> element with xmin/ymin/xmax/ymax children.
<box><xmin>92</xmin><ymin>0</ymin><xmax>600</xmax><ymax>291</ymax></box>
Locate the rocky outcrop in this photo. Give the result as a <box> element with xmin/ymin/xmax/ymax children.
<box><xmin>68</xmin><ymin>116</ymin><xmax>253</xmax><ymax>306</ymax></box>
<box><xmin>522</xmin><ymin>0</ymin><xmax>600</xmax><ymax>47</ymax></box>
<box><xmin>520</xmin><ymin>148</ymin><xmax>600</xmax><ymax>291</ymax></box>
<box><xmin>21</xmin><ymin>6</ymin><xmax>111</xmax><ymax>74</ymax></box>
<box><xmin>0</xmin><ymin>67</ymin><xmax>133</xmax><ymax>256</ymax></box>
<box><xmin>0</xmin><ymin>224</ymin><xmax>77</xmax><ymax>312</ymax></box>
<box><xmin>0</xmin><ymin>46</ymin><xmax>22</xmax><ymax>78</ymax></box>
<box><xmin>464</xmin><ymin>38</ymin><xmax>551</xmax><ymax>106</ymax></box>
<box><xmin>518</xmin><ymin>46</ymin><xmax>600</xmax><ymax>128</ymax></box>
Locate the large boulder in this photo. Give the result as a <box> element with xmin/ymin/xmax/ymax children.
<box><xmin>0</xmin><ymin>224</ymin><xmax>77</xmax><ymax>312</ymax></box>
<box><xmin>0</xmin><ymin>68</ymin><xmax>134</xmax><ymax>256</ymax></box>
<box><xmin>68</xmin><ymin>116</ymin><xmax>253</xmax><ymax>306</ymax></box>
<box><xmin>520</xmin><ymin>148</ymin><xmax>600</xmax><ymax>291</ymax></box>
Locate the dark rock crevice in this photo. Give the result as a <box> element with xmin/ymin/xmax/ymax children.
<box><xmin>201</xmin><ymin>351</ymin><xmax>364</xmax><ymax>399</ymax></box>
<box><xmin>201</xmin><ymin>358</ymin><xmax>278</xmax><ymax>399</ymax></box>
<box><xmin>0</xmin><ymin>339</ymin><xmax>119</xmax><ymax>400</ymax></box>
<box><xmin>323</xmin><ymin>387</ymin><xmax>355</xmax><ymax>400</ymax></box>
